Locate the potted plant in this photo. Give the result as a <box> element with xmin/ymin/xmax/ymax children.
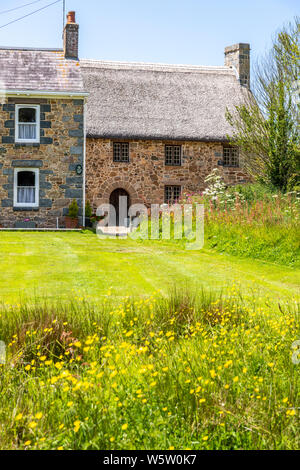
<box><xmin>90</xmin><ymin>213</ymin><xmax>106</xmax><ymax>230</ymax></box>
<box><xmin>85</xmin><ymin>200</ymin><xmax>93</xmax><ymax>227</ymax></box>
<box><xmin>65</xmin><ymin>199</ymin><xmax>79</xmax><ymax>229</ymax></box>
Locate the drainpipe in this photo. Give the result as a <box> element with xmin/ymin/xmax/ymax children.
<box><xmin>82</xmin><ymin>100</ymin><xmax>86</xmax><ymax>227</ymax></box>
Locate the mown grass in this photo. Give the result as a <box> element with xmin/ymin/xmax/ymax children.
<box><xmin>0</xmin><ymin>288</ymin><xmax>299</xmax><ymax>450</ymax></box>
<box><xmin>1</xmin><ymin>232</ymin><xmax>298</xmax><ymax>304</ymax></box>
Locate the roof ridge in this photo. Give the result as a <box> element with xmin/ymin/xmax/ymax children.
<box><xmin>80</xmin><ymin>59</ymin><xmax>233</xmax><ymax>74</ymax></box>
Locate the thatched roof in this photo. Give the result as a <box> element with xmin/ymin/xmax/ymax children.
<box><xmin>0</xmin><ymin>47</ymin><xmax>85</xmax><ymax>94</ymax></box>
<box><xmin>81</xmin><ymin>59</ymin><xmax>248</xmax><ymax>141</ymax></box>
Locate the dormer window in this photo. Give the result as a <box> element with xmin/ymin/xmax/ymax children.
<box><xmin>15</xmin><ymin>105</ymin><xmax>40</xmax><ymax>143</ymax></box>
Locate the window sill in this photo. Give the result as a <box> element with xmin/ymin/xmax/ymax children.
<box><xmin>15</xmin><ymin>141</ymin><xmax>40</xmax><ymax>144</ymax></box>
<box><xmin>13</xmin><ymin>207</ymin><xmax>39</xmax><ymax>212</ymax></box>
<box><xmin>14</xmin><ymin>143</ymin><xmax>41</xmax><ymax>149</ymax></box>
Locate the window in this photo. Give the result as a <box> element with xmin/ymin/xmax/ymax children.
<box><xmin>113</xmin><ymin>142</ymin><xmax>129</xmax><ymax>162</ymax></box>
<box><xmin>223</xmin><ymin>147</ymin><xmax>239</xmax><ymax>167</ymax></box>
<box><xmin>13</xmin><ymin>168</ymin><xmax>39</xmax><ymax>208</ymax></box>
<box><xmin>15</xmin><ymin>105</ymin><xmax>40</xmax><ymax>143</ymax></box>
<box><xmin>165</xmin><ymin>145</ymin><xmax>181</xmax><ymax>166</ymax></box>
<box><xmin>164</xmin><ymin>185</ymin><xmax>181</xmax><ymax>204</ymax></box>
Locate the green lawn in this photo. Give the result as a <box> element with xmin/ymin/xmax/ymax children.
<box><xmin>0</xmin><ymin>231</ymin><xmax>299</xmax><ymax>450</ymax></box>
<box><xmin>0</xmin><ymin>231</ymin><xmax>298</xmax><ymax>304</ymax></box>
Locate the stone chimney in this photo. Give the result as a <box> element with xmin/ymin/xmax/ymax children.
<box><xmin>64</xmin><ymin>11</ymin><xmax>79</xmax><ymax>60</ymax></box>
<box><xmin>225</xmin><ymin>43</ymin><xmax>250</xmax><ymax>88</ymax></box>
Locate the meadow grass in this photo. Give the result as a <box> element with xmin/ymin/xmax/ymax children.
<box><xmin>205</xmin><ymin>220</ymin><xmax>299</xmax><ymax>267</ymax></box>
<box><xmin>0</xmin><ymin>288</ymin><xmax>299</xmax><ymax>450</ymax></box>
<box><xmin>204</xmin><ymin>197</ymin><xmax>300</xmax><ymax>267</ymax></box>
<box><xmin>181</xmin><ymin>181</ymin><xmax>300</xmax><ymax>267</ymax></box>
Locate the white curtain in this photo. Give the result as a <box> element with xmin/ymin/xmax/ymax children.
<box><xmin>18</xmin><ymin>124</ymin><xmax>36</xmax><ymax>140</ymax></box>
<box><xmin>17</xmin><ymin>187</ymin><xmax>35</xmax><ymax>204</ymax></box>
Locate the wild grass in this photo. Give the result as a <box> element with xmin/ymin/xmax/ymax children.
<box><xmin>180</xmin><ymin>180</ymin><xmax>300</xmax><ymax>266</ymax></box>
<box><xmin>204</xmin><ymin>196</ymin><xmax>299</xmax><ymax>267</ymax></box>
<box><xmin>0</xmin><ymin>287</ymin><xmax>299</xmax><ymax>450</ymax></box>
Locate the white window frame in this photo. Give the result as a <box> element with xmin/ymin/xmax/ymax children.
<box><xmin>13</xmin><ymin>168</ymin><xmax>39</xmax><ymax>208</ymax></box>
<box><xmin>15</xmin><ymin>105</ymin><xmax>40</xmax><ymax>144</ymax></box>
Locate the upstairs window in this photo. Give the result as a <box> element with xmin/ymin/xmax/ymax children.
<box><xmin>164</xmin><ymin>185</ymin><xmax>181</xmax><ymax>204</ymax></box>
<box><xmin>113</xmin><ymin>142</ymin><xmax>129</xmax><ymax>162</ymax></box>
<box><xmin>165</xmin><ymin>145</ymin><xmax>181</xmax><ymax>166</ymax></box>
<box><xmin>223</xmin><ymin>147</ymin><xmax>239</xmax><ymax>167</ymax></box>
<box><xmin>13</xmin><ymin>168</ymin><xmax>39</xmax><ymax>208</ymax></box>
<box><xmin>15</xmin><ymin>105</ymin><xmax>40</xmax><ymax>143</ymax></box>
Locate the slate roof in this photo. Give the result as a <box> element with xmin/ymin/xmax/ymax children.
<box><xmin>0</xmin><ymin>47</ymin><xmax>249</xmax><ymax>141</ymax></box>
<box><xmin>81</xmin><ymin>59</ymin><xmax>249</xmax><ymax>142</ymax></box>
<box><xmin>0</xmin><ymin>47</ymin><xmax>85</xmax><ymax>94</ymax></box>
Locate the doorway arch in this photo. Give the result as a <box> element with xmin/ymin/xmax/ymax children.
<box><xmin>109</xmin><ymin>188</ymin><xmax>130</xmax><ymax>226</ymax></box>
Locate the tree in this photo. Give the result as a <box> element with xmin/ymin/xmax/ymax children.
<box><xmin>226</xmin><ymin>17</ymin><xmax>299</xmax><ymax>191</ymax></box>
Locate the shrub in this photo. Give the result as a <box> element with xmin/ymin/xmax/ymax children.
<box><xmin>85</xmin><ymin>201</ymin><xmax>92</xmax><ymax>219</ymax></box>
<box><xmin>68</xmin><ymin>199</ymin><xmax>79</xmax><ymax>219</ymax></box>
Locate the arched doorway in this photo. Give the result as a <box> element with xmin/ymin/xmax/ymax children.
<box><xmin>109</xmin><ymin>188</ymin><xmax>130</xmax><ymax>226</ymax></box>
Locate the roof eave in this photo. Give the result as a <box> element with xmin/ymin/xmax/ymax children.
<box><xmin>0</xmin><ymin>90</ymin><xmax>89</xmax><ymax>99</ymax></box>
<box><xmin>86</xmin><ymin>132</ymin><xmax>231</xmax><ymax>143</ymax></box>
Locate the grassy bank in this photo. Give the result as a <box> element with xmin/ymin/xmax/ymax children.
<box><xmin>0</xmin><ymin>289</ymin><xmax>299</xmax><ymax>450</ymax></box>
<box><xmin>181</xmin><ymin>182</ymin><xmax>300</xmax><ymax>267</ymax></box>
<box><xmin>205</xmin><ymin>211</ymin><xmax>299</xmax><ymax>267</ymax></box>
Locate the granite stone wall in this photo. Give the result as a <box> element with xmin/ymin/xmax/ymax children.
<box><xmin>86</xmin><ymin>138</ymin><xmax>249</xmax><ymax>210</ymax></box>
<box><xmin>0</xmin><ymin>97</ymin><xmax>84</xmax><ymax>228</ymax></box>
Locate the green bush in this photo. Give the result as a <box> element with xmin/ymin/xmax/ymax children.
<box><xmin>85</xmin><ymin>201</ymin><xmax>92</xmax><ymax>218</ymax></box>
<box><xmin>68</xmin><ymin>199</ymin><xmax>79</xmax><ymax>219</ymax></box>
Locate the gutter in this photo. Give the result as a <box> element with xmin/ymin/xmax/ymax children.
<box><xmin>0</xmin><ymin>90</ymin><xmax>89</xmax><ymax>98</ymax></box>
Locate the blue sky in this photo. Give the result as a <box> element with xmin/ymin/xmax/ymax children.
<box><xmin>0</xmin><ymin>0</ymin><xmax>298</xmax><ymax>67</ymax></box>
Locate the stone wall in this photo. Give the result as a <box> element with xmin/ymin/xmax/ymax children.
<box><xmin>0</xmin><ymin>97</ymin><xmax>84</xmax><ymax>228</ymax></box>
<box><xmin>86</xmin><ymin>138</ymin><xmax>249</xmax><ymax>210</ymax></box>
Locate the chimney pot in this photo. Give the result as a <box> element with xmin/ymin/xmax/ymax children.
<box><xmin>67</xmin><ymin>11</ymin><xmax>76</xmax><ymax>24</ymax></box>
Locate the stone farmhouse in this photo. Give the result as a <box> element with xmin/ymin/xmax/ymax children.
<box><xmin>0</xmin><ymin>11</ymin><xmax>250</xmax><ymax>228</ymax></box>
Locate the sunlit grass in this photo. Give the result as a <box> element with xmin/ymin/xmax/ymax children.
<box><xmin>0</xmin><ymin>288</ymin><xmax>299</xmax><ymax>450</ymax></box>
<box><xmin>180</xmin><ymin>184</ymin><xmax>300</xmax><ymax>267</ymax></box>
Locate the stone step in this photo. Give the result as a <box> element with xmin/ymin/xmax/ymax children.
<box><xmin>97</xmin><ymin>226</ymin><xmax>131</xmax><ymax>237</ymax></box>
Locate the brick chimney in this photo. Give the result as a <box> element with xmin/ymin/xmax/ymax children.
<box><xmin>64</xmin><ymin>11</ymin><xmax>79</xmax><ymax>59</ymax></box>
<box><xmin>225</xmin><ymin>43</ymin><xmax>250</xmax><ymax>88</ymax></box>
